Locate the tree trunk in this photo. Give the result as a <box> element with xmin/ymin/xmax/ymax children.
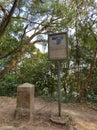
<box><xmin>0</xmin><ymin>0</ymin><xmax>19</xmax><ymax>40</ymax></box>
<box><xmin>83</xmin><ymin>47</ymin><xmax>97</xmax><ymax>99</ymax></box>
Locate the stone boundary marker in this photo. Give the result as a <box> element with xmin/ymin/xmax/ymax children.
<box><xmin>15</xmin><ymin>83</ymin><xmax>34</xmax><ymax>120</ymax></box>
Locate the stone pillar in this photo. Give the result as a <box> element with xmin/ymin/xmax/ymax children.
<box><xmin>15</xmin><ymin>83</ymin><xmax>34</xmax><ymax>120</ymax></box>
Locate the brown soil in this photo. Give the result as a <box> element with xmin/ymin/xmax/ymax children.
<box><xmin>0</xmin><ymin>96</ymin><xmax>97</xmax><ymax>130</ymax></box>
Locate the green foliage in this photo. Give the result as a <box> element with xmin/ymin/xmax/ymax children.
<box><xmin>0</xmin><ymin>74</ymin><xmax>19</xmax><ymax>96</ymax></box>
<box><xmin>19</xmin><ymin>54</ymin><xmax>57</xmax><ymax>97</ymax></box>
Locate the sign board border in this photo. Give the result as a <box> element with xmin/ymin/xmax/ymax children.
<box><xmin>48</xmin><ymin>32</ymin><xmax>68</xmax><ymax>61</ymax></box>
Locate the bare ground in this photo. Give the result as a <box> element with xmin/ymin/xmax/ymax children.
<box><xmin>0</xmin><ymin>96</ymin><xmax>97</xmax><ymax>130</ymax></box>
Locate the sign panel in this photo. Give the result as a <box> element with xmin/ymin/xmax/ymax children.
<box><xmin>48</xmin><ymin>32</ymin><xmax>68</xmax><ymax>60</ymax></box>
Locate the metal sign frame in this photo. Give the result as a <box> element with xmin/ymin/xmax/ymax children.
<box><xmin>48</xmin><ymin>32</ymin><xmax>68</xmax><ymax>61</ymax></box>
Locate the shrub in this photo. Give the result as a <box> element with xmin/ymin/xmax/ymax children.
<box><xmin>0</xmin><ymin>74</ymin><xmax>19</xmax><ymax>96</ymax></box>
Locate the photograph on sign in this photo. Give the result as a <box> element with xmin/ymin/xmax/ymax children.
<box><xmin>48</xmin><ymin>32</ymin><xmax>68</xmax><ymax>60</ymax></box>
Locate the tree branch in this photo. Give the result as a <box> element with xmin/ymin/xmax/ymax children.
<box><xmin>0</xmin><ymin>0</ymin><xmax>19</xmax><ymax>40</ymax></box>
<box><xmin>0</xmin><ymin>15</ymin><xmax>60</xmax><ymax>79</ymax></box>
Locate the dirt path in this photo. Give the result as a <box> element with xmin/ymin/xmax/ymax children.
<box><xmin>61</xmin><ymin>103</ymin><xmax>97</xmax><ymax>130</ymax></box>
<box><xmin>0</xmin><ymin>97</ymin><xmax>97</xmax><ymax>130</ymax></box>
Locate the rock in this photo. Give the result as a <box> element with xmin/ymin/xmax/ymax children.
<box><xmin>69</xmin><ymin>125</ymin><xmax>74</xmax><ymax>130</ymax></box>
<box><xmin>0</xmin><ymin>126</ymin><xmax>15</xmax><ymax>130</ymax></box>
<box><xmin>50</xmin><ymin>114</ymin><xmax>73</xmax><ymax>125</ymax></box>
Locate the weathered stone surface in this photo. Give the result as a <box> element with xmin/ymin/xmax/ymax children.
<box><xmin>69</xmin><ymin>125</ymin><xmax>75</xmax><ymax>130</ymax></box>
<box><xmin>15</xmin><ymin>83</ymin><xmax>34</xmax><ymax>120</ymax></box>
<box><xmin>0</xmin><ymin>126</ymin><xmax>15</xmax><ymax>130</ymax></box>
<box><xmin>50</xmin><ymin>114</ymin><xmax>73</xmax><ymax>125</ymax></box>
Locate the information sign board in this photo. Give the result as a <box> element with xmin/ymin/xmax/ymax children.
<box><xmin>48</xmin><ymin>32</ymin><xmax>68</xmax><ymax>60</ymax></box>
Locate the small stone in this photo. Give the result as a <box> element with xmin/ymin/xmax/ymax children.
<box><xmin>0</xmin><ymin>126</ymin><xmax>15</xmax><ymax>130</ymax></box>
<box><xmin>69</xmin><ymin>125</ymin><xmax>74</xmax><ymax>130</ymax></box>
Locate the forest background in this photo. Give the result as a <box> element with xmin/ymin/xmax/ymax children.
<box><xmin>0</xmin><ymin>0</ymin><xmax>97</xmax><ymax>103</ymax></box>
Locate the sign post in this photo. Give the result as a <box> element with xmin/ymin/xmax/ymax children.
<box><xmin>48</xmin><ymin>32</ymin><xmax>68</xmax><ymax>117</ymax></box>
<box><xmin>57</xmin><ymin>60</ymin><xmax>61</xmax><ymax>116</ymax></box>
